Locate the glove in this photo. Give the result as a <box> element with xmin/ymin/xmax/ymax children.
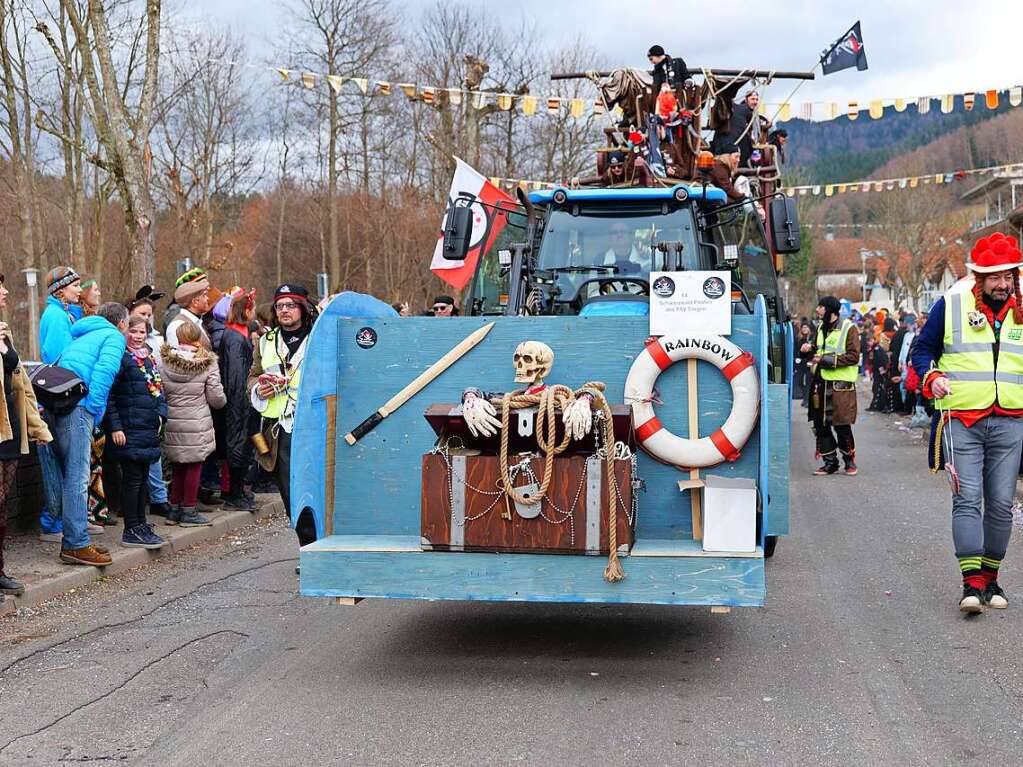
<box><xmin>462</xmin><ymin>389</ymin><xmax>501</xmax><ymax>438</ymax></box>
<box><xmin>562</xmin><ymin>394</ymin><xmax>594</xmax><ymax>441</ymax></box>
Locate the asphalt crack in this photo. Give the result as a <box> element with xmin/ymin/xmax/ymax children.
<box><xmin>0</xmin><ymin>629</ymin><xmax>250</xmax><ymax>757</ymax></box>
<box><xmin>0</xmin><ymin>557</ymin><xmax>295</xmax><ymax>678</ymax></box>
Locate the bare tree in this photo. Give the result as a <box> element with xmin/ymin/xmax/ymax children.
<box><xmin>871</xmin><ymin>188</ymin><xmax>970</xmax><ymax>312</ymax></box>
<box><xmin>0</xmin><ymin>0</ymin><xmax>40</xmax><ymax>279</ymax></box>
<box><xmin>290</xmin><ymin>0</ymin><xmax>393</xmax><ymax>291</ymax></box>
<box><xmin>36</xmin><ymin>0</ymin><xmax>162</xmax><ymax>283</ymax></box>
<box><xmin>153</xmin><ymin>30</ymin><xmax>263</xmax><ymax>271</ymax></box>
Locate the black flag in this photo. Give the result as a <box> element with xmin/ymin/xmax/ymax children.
<box><xmin>821</xmin><ymin>21</ymin><xmax>868</xmax><ymax>76</ymax></box>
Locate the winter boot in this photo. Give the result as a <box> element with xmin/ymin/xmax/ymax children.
<box><xmin>177</xmin><ymin>507</ymin><xmax>212</xmax><ymax>527</ymax></box>
<box><xmin>813</xmin><ymin>452</ymin><xmax>840</xmax><ymax>476</ymax></box>
<box><xmin>842</xmin><ymin>451</ymin><xmax>858</xmax><ymax>476</ymax></box>
<box><xmin>165</xmin><ymin>505</ymin><xmax>182</xmax><ymax>526</ymax></box>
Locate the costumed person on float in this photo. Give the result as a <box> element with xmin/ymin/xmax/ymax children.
<box><xmin>805</xmin><ymin>295</ymin><xmax>860</xmax><ymax>477</ymax></box>
<box><xmin>911</xmin><ymin>233</ymin><xmax>1023</xmax><ymax>614</ymax></box>
<box><xmin>247</xmin><ymin>283</ymin><xmax>317</xmax><ymax>545</ymax></box>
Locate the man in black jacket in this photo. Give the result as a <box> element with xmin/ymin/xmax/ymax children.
<box><xmin>648</xmin><ymin>45</ymin><xmax>688</xmax><ymax>93</ymax></box>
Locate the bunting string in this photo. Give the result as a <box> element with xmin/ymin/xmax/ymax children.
<box><xmin>782</xmin><ymin>161</ymin><xmax>1023</xmax><ymax>197</ymax></box>
<box><xmin>219</xmin><ymin>59</ymin><xmax>1022</xmax><ymax>124</ymax></box>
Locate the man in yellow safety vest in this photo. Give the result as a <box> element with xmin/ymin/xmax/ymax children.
<box><xmin>247</xmin><ymin>283</ymin><xmax>317</xmax><ymax>545</ymax></box>
<box><xmin>804</xmin><ymin>295</ymin><xmax>860</xmax><ymax>477</ymax></box>
<box><xmin>911</xmin><ymin>232</ymin><xmax>1023</xmax><ymax>614</ymax></box>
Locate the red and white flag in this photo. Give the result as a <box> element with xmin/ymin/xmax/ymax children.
<box><xmin>431</xmin><ymin>157</ymin><xmax>515</xmax><ymax>291</ymax></box>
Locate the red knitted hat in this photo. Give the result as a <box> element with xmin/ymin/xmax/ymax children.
<box><xmin>967</xmin><ymin>232</ymin><xmax>1023</xmax><ymax>273</ymax></box>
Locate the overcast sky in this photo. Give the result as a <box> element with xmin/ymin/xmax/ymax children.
<box><xmin>200</xmin><ymin>0</ymin><xmax>1023</xmax><ymax>108</ymax></box>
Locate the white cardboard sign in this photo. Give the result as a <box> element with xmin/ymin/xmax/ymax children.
<box><xmin>649</xmin><ymin>271</ymin><xmax>732</xmax><ymax>336</ymax></box>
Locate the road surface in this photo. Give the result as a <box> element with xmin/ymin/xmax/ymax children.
<box><xmin>1</xmin><ymin>405</ymin><xmax>1021</xmax><ymax>765</ymax></box>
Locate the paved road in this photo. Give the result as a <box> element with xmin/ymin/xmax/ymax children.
<box><xmin>2</xmin><ymin>404</ymin><xmax>1022</xmax><ymax>766</ymax></box>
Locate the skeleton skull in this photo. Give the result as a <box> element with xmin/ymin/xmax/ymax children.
<box><xmin>513</xmin><ymin>341</ymin><xmax>554</xmax><ymax>385</ymax></box>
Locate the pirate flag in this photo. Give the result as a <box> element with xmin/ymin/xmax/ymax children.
<box><xmin>430</xmin><ymin>157</ymin><xmax>516</xmax><ymax>291</ymax></box>
<box><xmin>821</xmin><ymin>21</ymin><xmax>868</xmax><ymax>76</ymax></box>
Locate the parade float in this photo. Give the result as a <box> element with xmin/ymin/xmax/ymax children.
<box><xmin>290</xmin><ymin>64</ymin><xmax>800</xmax><ymax>610</ymax></box>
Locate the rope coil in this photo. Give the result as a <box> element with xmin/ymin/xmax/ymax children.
<box><xmin>496</xmin><ymin>382</ymin><xmax>626</xmax><ymax>582</ymax></box>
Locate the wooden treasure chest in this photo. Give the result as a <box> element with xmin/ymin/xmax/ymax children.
<box><xmin>421</xmin><ymin>404</ymin><xmax>636</xmax><ymax>555</ymax></box>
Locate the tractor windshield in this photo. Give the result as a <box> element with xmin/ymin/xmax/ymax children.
<box><xmin>537</xmin><ymin>205</ymin><xmax>701</xmax><ymax>300</ymax></box>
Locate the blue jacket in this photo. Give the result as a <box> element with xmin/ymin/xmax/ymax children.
<box><xmin>58</xmin><ymin>316</ymin><xmax>127</xmax><ymax>422</ymax></box>
<box><xmin>105</xmin><ymin>351</ymin><xmax>167</xmax><ymax>464</ymax></box>
<box><xmin>910</xmin><ymin>297</ymin><xmax>946</xmax><ymax>383</ymax></box>
<box><xmin>39</xmin><ymin>296</ymin><xmax>75</xmax><ymax>364</ymax></box>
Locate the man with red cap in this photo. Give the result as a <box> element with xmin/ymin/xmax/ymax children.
<box><xmin>912</xmin><ymin>232</ymin><xmax>1023</xmax><ymax>614</ymax></box>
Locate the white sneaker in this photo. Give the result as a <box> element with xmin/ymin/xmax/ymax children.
<box><xmin>87</xmin><ymin>523</ymin><xmax>105</xmax><ymax>535</ymax></box>
<box><xmin>985</xmin><ymin>582</ymin><xmax>1008</xmax><ymax>609</ymax></box>
<box><xmin>38</xmin><ymin>531</ymin><xmax>63</xmax><ymax>543</ymax></box>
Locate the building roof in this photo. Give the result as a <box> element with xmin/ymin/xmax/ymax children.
<box><xmin>960</xmin><ymin>170</ymin><xmax>1023</xmax><ymax>202</ymax></box>
<box><xmin>813</xmin><ymin>237</ymin><xmax>887</xmax><ymax>275</ymax></box>
<box><xmin>814</xmin><ymin>236</ymin><xmax>966</xmax><ymax>284</ymax></box>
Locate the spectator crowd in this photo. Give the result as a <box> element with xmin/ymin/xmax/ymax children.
<box><xmin>0</xmin><ymin>267</ymin><xmax>325</xmax><ymax>602</ymax></box>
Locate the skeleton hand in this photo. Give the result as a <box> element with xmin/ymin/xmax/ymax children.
<box><xmin>462</xmin><ymin>388</ymin><xmax>501</xmax><ymax>438</ymax></box>
<box><xmin>562</xmin><ymin>392</ymin><xmax>594</xmax><ymax>441</ymax></box>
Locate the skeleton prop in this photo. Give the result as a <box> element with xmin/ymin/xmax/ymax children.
<box><xmin>460</xmin><ymin>341</ymin><xmax>596</xmax><ymax>440</ymax></box>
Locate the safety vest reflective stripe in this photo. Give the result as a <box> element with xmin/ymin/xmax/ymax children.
<box><xmin>940</xmin><ymin>288</ymin><xmax>1023</xmax><ymax>410</ymax></box>
<box><xmin>815</xmin><ymin>319</ymin><xmax>858</xmax><ymax>382</ymax></box>
<box><xmin>259</xmin><ymin>330</ymin><xmax>303</xmax><ymax>421</ymax></box>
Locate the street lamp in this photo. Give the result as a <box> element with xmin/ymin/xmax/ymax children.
<box><xmin>859</xmin><ymin>249</ymin><xmax>869</xmax><ymax>303</ymax></box>
<box><xmin>23</xmin><ymin>267</ymin><xmax>39</xmax><ymax>361</ymax></box>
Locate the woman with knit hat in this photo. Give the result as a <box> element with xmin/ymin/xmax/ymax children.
<box><xmin>912</xmin><ymin>232</ymin><xmax>1023</xmax><ymax>613</ymax></box>
<box><xmin>39</xmin><ymin>266</ymin><xmax>82</xmax><ymax>364</ymax></box>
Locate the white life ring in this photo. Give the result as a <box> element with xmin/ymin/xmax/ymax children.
<box><xmin>624</xmin><ymin>335</ymin><xmax>760</xmax><ymax>468</ymax></box>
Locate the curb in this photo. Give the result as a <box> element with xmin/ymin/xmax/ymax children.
<box><xmin>0</xmin><ymin>499</ymin><xmax>284</xmax><ymax>617</ymax></box>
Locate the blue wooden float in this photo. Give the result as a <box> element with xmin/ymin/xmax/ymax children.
<box><xmin>292</xmin><ymin>296</ymin><xmax>788</xmax><ymax>607</ymax></box>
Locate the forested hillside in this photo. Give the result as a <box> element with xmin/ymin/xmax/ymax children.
<box><xmin>784</xmin><ymin>95</ymin><xmax>1019</xmax><ymax>183</ymax></box>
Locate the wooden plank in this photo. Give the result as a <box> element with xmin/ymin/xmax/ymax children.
<box><xmin>687</xmin><ymin>358</ymin><xmax>703</xmax><ymax>541</ymax></box>
<box><xmin>300</xmin><ymin>547</ymin><xmax>766</xmax><ymax>607</ymax></box>
<box><xmin>631</xmin><ymin>538</ymin><xmax>763</xmax><ymax>559</ymax></box>
<box><xmin>305</xmin><ymin>535</ymin><xmax>423</xmax><ymax>552</ymax></box>
<box><xmin>335</xmin><ymin>597</ymin><xmax>363</xmax><ymax>606</ymax></box>
<box><xmin>323</xmin><ymin>395</ymin><xmax>337</xmax><ymax>537</ymax></box>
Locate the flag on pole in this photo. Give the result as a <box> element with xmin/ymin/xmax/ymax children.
<box><xmin>431</xmin><ymin>158</ymin><xmax>516</xmax><ymax>291</ymax></box>
<box><xmin>821</xmin><ymin>21</ymin><xmax>868</xmax><ymax>76</ymax></box>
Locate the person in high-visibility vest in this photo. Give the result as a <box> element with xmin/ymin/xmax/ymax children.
<box><xmin>804</xmin><ymin>295</ymin><xmax>860</xmax><ymax>476</ymax></box>
<box><xmin>911</xmin><ymin>232</ymin><xmax>1023</xmax><ymax>614</ymax></box>
<box><xmin>247</xmin><ymin>283</ymin><xmax>317</xmax><ymax>545</ymax></box>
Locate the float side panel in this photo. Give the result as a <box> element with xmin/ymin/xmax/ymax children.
<box><xmin>766</xmin><ymin>383</ymin><xmax>791</xmax><ymax>536</ymax></box>
<box><xmin>300</xmin><ymin>546</ymin><xmax>765</xmax><ymax>606</ymax></box>
<box><xmin>330</xmin><ymin>316</ymin><xmax>765</xmax><ymax>541</ymax></box>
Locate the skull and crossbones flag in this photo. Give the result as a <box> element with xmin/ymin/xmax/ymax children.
<box><xmin>821</xmin><ymin>21</ymin><xmax>868</xmax><ymax>76</ymax></box>
<box><xmin>431</xmin><ymin>157</ymin><xmax>516</xmax><ymax>291</ymax></box>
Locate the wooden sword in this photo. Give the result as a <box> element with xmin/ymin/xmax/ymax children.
<box><xmin>343</xmin><ymin>321</ymin><xmax>496</xmax><ymax>445</ymax></box>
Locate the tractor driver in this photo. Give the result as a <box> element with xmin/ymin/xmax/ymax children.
<box><xmin>602</xmin><ymin>223</ymin><xmax>650</xmax><ymax>275</ymax></box>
